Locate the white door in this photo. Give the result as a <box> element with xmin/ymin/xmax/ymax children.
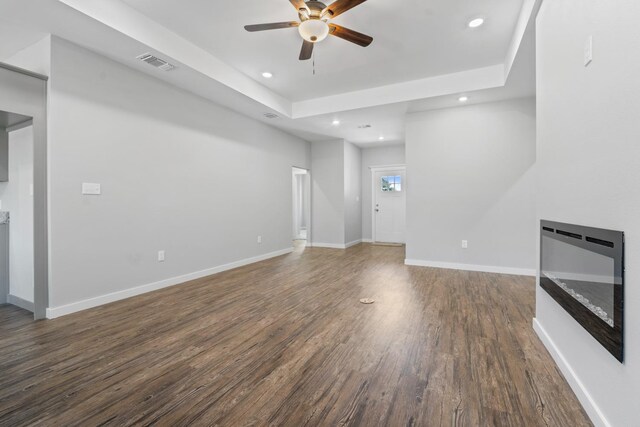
<box><xmin>374</xmin><ymin>169</ymin><xmax>406</xmax><ymax>243</ymax></box>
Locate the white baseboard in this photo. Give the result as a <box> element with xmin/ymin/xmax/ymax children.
<box><xmin>46</xmin><ymin>248</ymin><xmax>293</xmax><ymax>319</ymax></box>
<box><xmin>404</xmin><ymin>259</ymin><xmax>536</xmax><ymax>277</ymax></box>
<box><xmin>8</xmin><ymin>294</ymin><xmax>34</xmax><ymax>312</ymax></box>
<box><xmin>362</xmin><ymin>238</ymin><xmax>373</xmax><ymax>243</ymax></box>
<box><xmin>345</xmin><ymin>239</ymin><xmax>362</xmax><ymax>248</ymax></box>
<box><xmin>533</xmin><ymin>318</ymin><xmax>610</xmax><ymax>427</ymax></box>
<box><xmin>310</xmin><ymin>242</ymin><xmax>346</xmax><ymax>249</ymax></box>
<box><xmin>310</xmin><ymin>240</ymin><xmax>363</xmax><ymax>249</ymax></box>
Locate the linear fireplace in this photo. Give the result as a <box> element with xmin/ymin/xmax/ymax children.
<box><xmin>540</xmin><ymin>220</ymin><xmax>624</xmax><ymax>362</ymax></box>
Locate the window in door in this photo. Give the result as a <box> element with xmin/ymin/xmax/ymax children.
<box><xmin>381</xmin><ymin>175</ymin><xmax>402</xmax><ymax>192</ymax></box>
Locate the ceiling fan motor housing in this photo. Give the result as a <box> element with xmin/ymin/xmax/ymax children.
<box><xmin>245</xmin><ymin>0</ymin><xmax>373</xmax><ymax>61</ymax></box>
<box><xmin>300</xmin><ymin>1</ymin><xmax>329</xmax><ymax>20</ymax></box>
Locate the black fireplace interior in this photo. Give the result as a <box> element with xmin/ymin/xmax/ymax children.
<box><xmin>540</xmin><ymin>220</ymin><xmax>624</xmax><ymax>362</ymax></box>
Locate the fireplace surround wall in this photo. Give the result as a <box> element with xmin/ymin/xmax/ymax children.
<box><xmin>540</xmin><ymin>220</ymin><xmax>624</xmax><ymax>362</ymax></box>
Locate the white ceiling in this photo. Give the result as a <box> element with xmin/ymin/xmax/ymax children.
<box><xmin>120</xmin><ymin>0</ymin><xmax>524</xmax><ymax>101</ymax></box>
<box><xmin>265</xmin><ymin>25</ymin><xmax>535</xmax><ymax>146</ymax></box>
<box><xmin>0</xmin><ymin>0</ymin><xmax>537</xmax><ymax>147</ymax></box>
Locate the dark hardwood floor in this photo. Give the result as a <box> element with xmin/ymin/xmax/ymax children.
<box><xmin>0</xmin><ymin>244</ymin><xmax>591</xmax><ymax>426</ymax></box>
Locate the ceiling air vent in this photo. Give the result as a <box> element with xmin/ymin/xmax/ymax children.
<box><xmin>263</xmin><ymin>112</ymin><xmax>280</xmax><ymax>119</ymax></box>
<box><xmin>136</xmin><ymin>53</ymin><xmax>176</xmax><ymax>71</ymax></box>
<box><xmin>358</xmin><ymin>124</ymin><xmax>372</xmax><ymax>129</ymax></box>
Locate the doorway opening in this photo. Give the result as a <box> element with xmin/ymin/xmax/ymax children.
<box><xmin>292</xmin><ymin>167</ymin><xmax>311</xmax><ymax>249</ymax></box>
<box><xmin>0</xmin><ymin>111</ymin><xmax>34</xmax><ymax>313</ymax></box>
<box><xmin>371</xmin><ymin>165</ymin><xmax>406</xmax><ymax>244</ymax></box>
<box><xmin>0</xmin><ymin>61</ymin><xmax>48</xmax><ymax>320</ymax></box>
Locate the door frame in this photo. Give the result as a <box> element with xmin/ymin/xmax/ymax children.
<box><xmin>370</xmin><ymin>164</ymin><xmax>406</xmax><ymax>243</ymax></box>
<box><xmin>0</xmin><ymin>62</ymin><xmax>49</xmax><ymax>320</ymax></box>
<box><xmin>292</xmin><ymin>166</ymin><xmax>312</xmax><ymax>247</ymax></box>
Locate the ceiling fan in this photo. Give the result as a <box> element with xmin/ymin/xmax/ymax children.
<box><xmin>244</xmin><ymin>0</ymin><xmax>373</xmax><ymax>60</ymax></box>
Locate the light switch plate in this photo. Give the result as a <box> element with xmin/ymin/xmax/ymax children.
<box><xmin>82</xmin><ymin>183</ymin><xmax>101</xmax><ymax>195</ymax></box>
<box><xmin>158</xmin><ymin>250</ymin><xmax>165</xmax><ymax>262</ymax></box>
<box><xmin>584</xmin><ymin>36</ymin><xmax>593</xmax><ymax>67</ymax></box>
<box><xmin>462</xmin><ymin>240</ymin><xmax>468</xmax><ymax>249</ymax></box>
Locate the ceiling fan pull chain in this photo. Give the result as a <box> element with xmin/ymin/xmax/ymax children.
<box><xmin>313</xmin><ymin>50</ymin><xmax>316</xmax><ymax>76</ymax></box>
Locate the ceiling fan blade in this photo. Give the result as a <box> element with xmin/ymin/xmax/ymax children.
<box><xmin>244</xmin><ymin>22</ymin><xmax>299</xmax><ymax>32</ymax></box>
<box><xmin>323</xmin><ymin>0</ymin><xmax>367</xmax><ymax>18</ymax></box>
<box><xmin>299</xmin><ymin>40</ymin><xmax>314</xmax><ymax>60</ymax></box>
<box><xmin>329</xmin><ymin>24</ymin><xmax>373</xmax><ymax>47</ymax></box>
<box><xmin>289</xmin><ymin>0</ymin><xmax>308</xmax><ymax>12</ymax></box>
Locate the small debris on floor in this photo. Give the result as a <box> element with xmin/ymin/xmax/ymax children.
<box><xmin>359</xmin><ymin>298</ymin><xmax>375</xmax><ymax>304</ymax></box>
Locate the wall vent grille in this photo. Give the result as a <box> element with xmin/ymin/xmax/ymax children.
<box><xmin>136</xmin><ymin>53</ymin><xmax>176</xmax><ymax>71</ymax></box>
<box><xmin>263</xmin><ymin>112</ymin><xmax>280</xmax><ymax>119</ymax></box>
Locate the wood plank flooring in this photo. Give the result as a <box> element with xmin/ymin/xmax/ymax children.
<box><xmin>0</xmin><ymin>244</ymin><xmax>591</xmax><ymax>426</ymax></box>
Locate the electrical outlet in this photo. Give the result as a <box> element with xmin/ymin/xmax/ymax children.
<box><xmin>158</xmin><ymin>250</ymin><xmax>165</xmax><ymax>262</ymax></box>
<box><xmin>257</xmin><ymin>235</ymin><xmax>262</xmax><ymax>244</ymax></box>
<box><xmin>461</xmin><ymin>240</ymin><xmax>468</xmax><ymax>249</ymax></box>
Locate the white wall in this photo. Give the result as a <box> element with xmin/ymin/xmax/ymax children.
<box><xmin>360</xmin><ymin>145</ymin><xmax>405</xmax><ymax>241</ymax></box>
<box><xmin>0</xmin><ymin>126</ymin><xmax>34</xmax><ymax>303</ymax></box>
<box><xmin>46</xmin><ymin>38</ymin><xmax>310</xmax><ymax>310</ymax></box>
<box><xmin>535</xmin><ymin>1</ymin><xmax>640</xmax><ymax>425</ymax></box>
<box><xmin>343</xmin><ymin>141</ymin><xmax>362</xmax><ymax>246</ymax></box>
<box><xmin>310</xmin><ymin>140</ymin><xmax>345</xmax><ymax>247</ymax></box>
<box><xmin>405</xmin><ymin>98</ymin><xmax>537</xmax><ymax>274</ymax></box>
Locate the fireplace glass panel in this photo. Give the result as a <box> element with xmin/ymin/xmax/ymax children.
<box><xmin>541</xmin><ymin>235</ymin><xmax>615</xmax><ymax>327</ymax></box>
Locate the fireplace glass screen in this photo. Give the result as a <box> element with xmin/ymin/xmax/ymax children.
<box><xmin>540</xmin><ymin>221</ymin><xmax>624</xmax><ymax>362</ymax></box>
<box><xmin>541</xmin><ymin>236</ymin><xmax>615</xmax><ymax>327</ymax></box>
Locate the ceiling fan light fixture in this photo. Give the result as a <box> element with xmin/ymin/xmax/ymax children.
<box><xmin>298</xmin><ymin>19</ymin><xmax>330</xmax><ymax>43</ymax></box>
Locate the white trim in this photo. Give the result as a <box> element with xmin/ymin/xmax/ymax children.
<box><xmin>310</xmin><ymin>240</ymin><xmax>363</xmax><ymax>249</ymax></box>
<box><xmin>310</xmin><ymin>242</ymin><xmax>347</xmax><ymax>249</ymax></box>
<box><xmin>370</xmin><ymin>165</ymin><xmax>407</xmax><ymax>244</ymax></box>
<box><xmin>45</xmin><ymin>248</ymin><xmax>293</xmax><ymax>319</ymax></box>
<box><xmin>345</xmin><ymin>239</ymin><xmax>362</xmax><ymax>248</ymax></box>
<box><xmin>368</xmin><ymin>164</ymin><xmax>407</xmax><ymax>172</ymax></box>
<box><xmin>362</xmin><ymin>238</ymin><xmax>374</xmax><ymax>243</ymax></box>
<box><xmin>404</xmin><ymin>259</ymin><xmax>536</xmax><ymax>277</ymax></box>
<box><xmin>7</xmin><ymin>294</ymin><xmax>35</xmax><ymax>312</ymax></box>
<box><xmin>533</xmin><ymin>318</ymin><xmax>610</xmax><ymax>427</ymax></box>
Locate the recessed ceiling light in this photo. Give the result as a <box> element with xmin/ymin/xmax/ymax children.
<box><xmin>262</xmin><ymin>71</ymin><xmax>273</xmax><ymax>78</ymax></box>
<box><xmin>468</xmin><ymin>18</ymin><xmax>484</xmax><ymax>28</ymax></box>
<box><xmin>332</xmin><ymin>119</ymin><xmax>340</xmax><ymax>126</ymax></box>
<box><xmin>379</xmin><ymin>136</ymin><xmax>385</xmax><ymax>141</ymax></box>
<box><xmin>459</xmin><ymin>96</ymin><xmax>469</xmax><ymax>102</ymax></box>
